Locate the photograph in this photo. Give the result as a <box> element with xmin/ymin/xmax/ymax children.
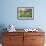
<box><xmin>17</xmin><ymin>7</ymin><xmax>34</xmax><ymax>20</ymax></box>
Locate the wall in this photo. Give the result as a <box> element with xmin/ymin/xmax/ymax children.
<box><xmin>0</xmin><ymin>0</ymin><xmax>46</xmax><ymax>30</ymax></box>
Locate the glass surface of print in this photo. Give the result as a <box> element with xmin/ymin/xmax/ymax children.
<box><xmin>17</xmin><ymin>7</ymin><xmax>34</xmax><ymax>20</ymax></box>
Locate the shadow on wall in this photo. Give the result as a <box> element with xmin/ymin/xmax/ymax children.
<box><xmin>0</xmin><ymin>24</ymin><xmax>7</xmax><ymax>43</ymax></box>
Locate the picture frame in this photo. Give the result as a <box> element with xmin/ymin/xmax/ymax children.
<box><xmin>17</xmin><ymin>7</ymin><xmax>34</xmax><ymax>20</ymax></box>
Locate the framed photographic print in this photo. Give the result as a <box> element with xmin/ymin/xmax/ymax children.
<box><xmin>17</xmin><ymin>7</ymin><xmax>34</xmax><ymax>20</ymax></box>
